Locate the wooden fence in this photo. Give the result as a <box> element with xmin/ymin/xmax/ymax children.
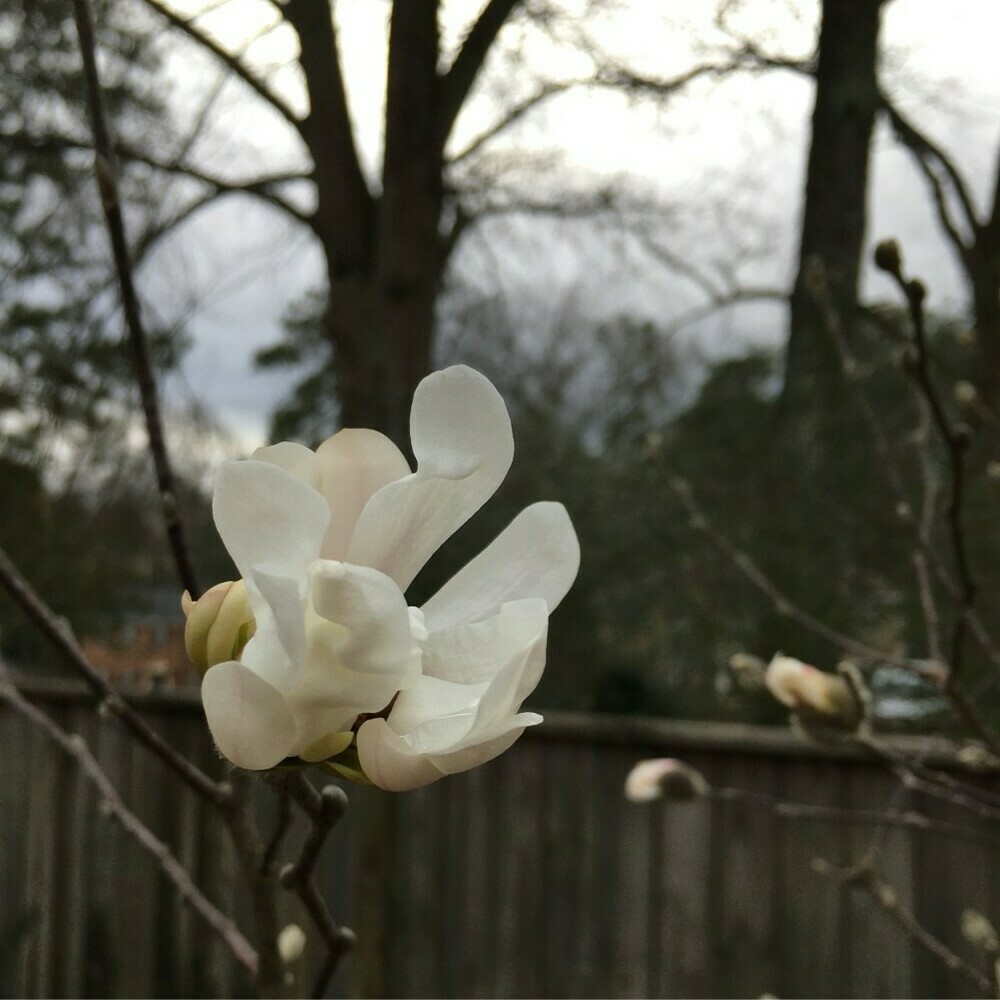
<box><xmin>1</xmin><ymin>677</ymin><xmax>998</xmax><ymax>999</ymax></box>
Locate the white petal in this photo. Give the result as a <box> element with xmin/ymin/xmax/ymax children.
<box><xmin>213</xmin><ymin>460</ymin><xmax>330</xmax><ymax>582</ymax></box>
<box><xmin>309</xmin><ymin>561</ymin><xmax>416</xmax><ymax>677</ymax></box>
<box><xmin>471</xmin><ymin>627</ymin><xmax>548</xmax><ymax>730</ymax></box>
<box><xmin>251</xmin><ymin>442</ymin><xmax>320</xmax><ymax>490</ymax></box>
<box><xmin>201</xmin><ymin>661</ymin><xmax>296</xmax><ymax>770</ymax></box>
<box><xmin>242</xmin><ymin>567</ymin><xmax>306</xmax><ymax>688</ymax></box>
<box><xmin>347</xmin><ymin>366</ymin><xmax>514</xmax><ymax>591</ymax></box>
<box><xmin>421</xmin><ymin>599</ymin><xmax>548</xmax><ymax>685</ymax></box>
<box><xmin>421</xmin><ymin>502</ymin><xmax>579</xmax><ymax>632</ymax></box>
<box><xmin>315</xmin><ymin>429</ymin><xmax>411</xmax><ymax>560</ymax></box>
<box><xmin>356</xmin><ymin>718</ymin><xmax>445</xmax><ymax>791</ymax></box>
<box><xmin>428</xmin><ymin>718</ymin><xmax>539</xmax><ymax>775</ymax></box>
<box><xmin>386</xmin><ymin>675</ymin><xmax>487</xmax><ymax>746</ymax></box>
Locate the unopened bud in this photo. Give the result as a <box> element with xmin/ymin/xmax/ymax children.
<box><xmin>624</xmin><ymin>758</ymin><xmax>710</xmax><ymax>803</ymax></box>
<box><xmin>962</xmin><ymin>910</ymin><xmax>999</xmax><ymax>953</ymax></box>
<box><xmin>765</xmin><ymin>655</ymin><xmax>860</xmax><ymax>730</ymax></box>
<box><xmin>729</xmin><ymin>653</ymin><xmax>767</xmax><ymax>691</ymax></box>
<box><xmin>895</xmin><ymin>501</ymin><xmax>912</xmax><ymax>522</ymax></box>
<box><xmin>953</xmin><ymin>380</ymin><xmax>978</xmax><ymax>406</ymax></box>
<box><xmin>278</xmin><ymin>923</ymin><xmax>307</xmax><ymax>964</ymax></box>
<box><xmin>906</xmin><ymin>278</ymin><xmax>926</xmax><ymax>306</ymax></box>
<box><xmin>183</xmin><ymin>580</ymin><xmax>255</xmax><ymax>674</ymax></box>
<box><xmin>987</xmin><ymin>461</ymin><xmax>1000</xmax><ymax>481</ymax></box>
<box><xmin>874</xmin><ymin>239</ymin><xmax>902</xmax><ymax>276</ymax></box>
<box><xmin>957</xmin><ymin>743</ymin><xmax>999</xmax><ymax>772</ymax></box>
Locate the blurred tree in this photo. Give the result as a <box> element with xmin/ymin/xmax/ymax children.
<box><xmin>26</xmin><ymin>0</ymin><xmax>780</xmax><ymax>449</ymax></box>
<box><xmin>0</xmin><ymin>0</ymin><xmax>184</xmax><ymax>463</ymax></box>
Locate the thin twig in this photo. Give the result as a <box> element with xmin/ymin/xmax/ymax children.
<box><xmin>711</xmin><ymin>785</ymin><xmax>1000</xmax><ymax>850</ymax></box>
<box><xmin>662</xmin><ymin>478</ymin><xmax>940</xmax><ymax>680</ymax></box>
<box><xmin>0</xmin><ymin>545</ymin><xmax>228</xmax><ymax>806</ymax></box>
<box><xmin>71</xmin><ymin>0</ymin><xmax>201</xmax><ymax>599</ymax></box>
<box><xmin>0</xmin><ymin>663</ymin><xmax>258</xmax><ymax>976</ymax></box>
<box><xmin>815</xmin><ymin>860</ymin><xmax>993</xmax><ymax>996</ymax></box>
<box><xmin>275</xmin><ymin>773</ymin><xmax>356</xmax><ymax>998</ymax></box>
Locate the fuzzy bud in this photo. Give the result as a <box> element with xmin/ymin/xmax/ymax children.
<box><xmin>765</xmin><ymin>655</ymin><xmax>860</xmax><ymax>730</ymax></box>
<box><xmin>953</xmin><ymin>380</ymin><xmax>978</xmax><ymax>407</ymax></box>
<box><xmin>962</xmin><ymin>910</ymin><xmax>999</xmax><ymax>953</ymax></box>
<box><xmin>182</xmin><ymin>580</ymin><xmax>255</xmax><ymax>674</ymax></box>
<box><xmin>278</xmin><ymin>923</ymin><xmax>307</xmax><ymax>964</ymax></box>
<box><xmin>624</xmin><ymin>758</ymin><xmax>710</xmax><ymax>803</ymax></box>
<box><xmin>874</xmin><ymin>239</ymin><xmax>902</xmax><ymax>276</ymax></box>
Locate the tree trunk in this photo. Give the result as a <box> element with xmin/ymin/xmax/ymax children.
<box><xmin>785</xmin><ymin>0</ymin><xmax>885</xmax><ymax>408</ymax></box>
<box><xmin>376</xmin><ymin>0</ymin><xmax>445</xmax><ymax>450</ymax></box>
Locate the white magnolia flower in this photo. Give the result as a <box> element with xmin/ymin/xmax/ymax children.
<box><xmin>764</xmin><ymin>654</ymin><xmax>859</xmax><ymax>729</ymax></box>
<box><xmin>198</xmin><ymin>365</ymin><xmax>579</xmax><ymax>790</ymax></box>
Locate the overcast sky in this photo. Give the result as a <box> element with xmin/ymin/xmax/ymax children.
<box><xmin>143</xmin><ymin>0</ymin><xmax>1000</xmax><ymax>450</ymax></box>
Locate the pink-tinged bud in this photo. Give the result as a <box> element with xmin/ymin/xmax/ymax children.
<box><xmin>183</xmin><ymin>580</ymin><xmax>255</xmax><ymax>674</ymax></box>
<box><xmin>765</xmin><ymin>655</ymin><xmax>860</xmax><ymax>729</ymax></box>
<box><xmin>624</xmin><ymin>757</ymin><xmax>710</xmax><ymax>803</ymax></box>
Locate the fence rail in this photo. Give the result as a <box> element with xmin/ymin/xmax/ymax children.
<box><xmin>1</xmin><ymin>676</ymin><xmax>997</xmax><ymax>998</ymax></box>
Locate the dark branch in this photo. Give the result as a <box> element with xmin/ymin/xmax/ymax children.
<box><xmin>439</xmin><ymin>0</ymin><xmax>521</xmax><ymax>145</ymax></box>
<box><xmin>72</xmin><ymin>0</ymin><xmax>201</xmax><ymax>600</ymax></box>
<box><xmin>0</xmin><ymin>545</ymin><xmax>228</xmax><ymax>806</ymax></box>
<box><xmin>139</xmin><ymin>0</ymin><xmax>302</xmax><ymax>132</ymax></box>
<box><xmin>0</xmin><ymin>662</ymin><xmax>258</xmax><ymax>976</ymax></box>
<box><xmin>881</xmin><ymin>93</ymin><xmax>980</xmax><ymax>255</ymax></box>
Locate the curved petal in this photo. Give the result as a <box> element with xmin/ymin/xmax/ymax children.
<box><xmin>315</xmin><ymin>429</ymin><xmax>411</xmax><ymax>560</ymax></box>
<box><xmin>347</xmin><ymin>366</ymin><xmax>514</xmax><ymax>591</ymax></box>
<box><xmin>201</xmin><ymin>661</ymin><xmax>296</xmax><ymax>770</ymax></box>
<box><xmin>421</xmin><ymin>502</ymin><xmax>579</xmax><ymax>632</ymax></box>
<box><xmin>309</xmin><ymin>560</ymin><xmax>417</xmax><ymax>677</ymax></box>
<box><xmin>251</xmin><ymin>442</ymin><xmax>320</xmax><ymax>491</ymax></box>
<box><xmin>471</xmin><ymin>627</ymin><xmax>548</xmax><ymax>729</ymax></box>
<box><xmin>421</xmin><ymin>598</ymin><xmax>548</xmax><ymax>684</ymax></box>
<box><xmin>428</xmin><ymin>717</ymin><xmax>540</xmax><ymax>775</ymax></box>
<box><xmin>242</xmin><ymin>566</ymin><xmax>306</xmax><ymax>688</ymax></box>
<box><xmin>385</xmin><ymin>675</ymin><xmax>486</xmax><ymax>747</ymax></box>
<box><xmin>356</xmin><ymin>718</ymin><xmax>445</xmax><ymax>792</ymax></box>
<box><xmin>213</xmin><ymin>460</ymin><xmax>330</xmax><ymax>582</ymax></box>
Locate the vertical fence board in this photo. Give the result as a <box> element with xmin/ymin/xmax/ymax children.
<box><xmin>5</xmin><ymin>688</ymin><xmax>1000</xmax><ymax>1000</ymax></box>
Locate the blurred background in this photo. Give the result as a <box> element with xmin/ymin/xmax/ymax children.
<box><xmin>4</xmin><ymin>0</ymin><xmax>998</xmax><ymax>727</ymax></box>
<box><xmin>4</xmin><ymin>2</ymin><xmax>1000</xmax><ymax>998</ymax></box>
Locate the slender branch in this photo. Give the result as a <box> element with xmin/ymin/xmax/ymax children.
<box><xmin>815</xmin><ymin>860</ymin><xmax>994</xmax><ymax>996</ymax></box>
<box><xmin>1</xmin><ymin>129</ymin><xmax>314</xmax><ymax>228</ymax></box>
<box><xmin>661</xmin><ymin>478</ymin><xmax>941</xmax><ymax>680</ymax></box>
<box><xmin>881</xmin><ymin>93</ymin><xmax>980</xmax><ymax>246</ymax></box>
<box><xmin>138</xmin><ymin>0</ymin><xmax>302</xmax><ymax>133</ymax></box>
<box><xmin>439</xmin><ymin>0</ymin><xmax>521</xmax><ymax>145</ymax></box>
<box><xmin>275</xmin><ymin>774</ymin><xmax>356</xmax><ymax>998</ymax></box>
<box><xmin>0</xmin><ymin>663</ymin><xmax>258</xmax><ymax>976</ymax></box>
<box><xmin>447</xmin><ymin>80</ymin><xmax>576</xmax><ymax>167</ymax></box>
<box><xmin>71</xmin><ymin>0</ymin><xmax>201</xmax><ymax>599</ymax></box>
<box><xmin>0</xmin><ymin>545</ymin><xmax>228</xmax><ymax>806</ymax></box>
<box><xmin>710</xmin><ymin>785</ymin><xmax>1000</xmax><ymax>850</ymax></box>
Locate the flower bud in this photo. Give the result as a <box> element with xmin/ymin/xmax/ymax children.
<box><xmin>182</xmin><ymin>580</ymin><xmax>255</xmax><ymax>674</ymax></box>
<box><xmin>962</xmin><ymin>910</ymin><xmax>999</xmax><ymax>953</ymax></box>
<box><xmin>874</xmin><ymin>239</ymin><xmax>902</xmax><ymax>276</ymax></box>
<box><xmin>953</xmin><ymin>380</ymin><xmax>978</xmax><ymax>407</ymax></box>
<box><xmin>765</xmin><ymin>655</ymin><xmax>860</xmax><ymax>730</ymax></box>
<box><xmin>278</xmin><ymin>923</ymin><xmax>307</xmax><ymax>964</ymax></box>
<box><xmin>624</xmin><ymin>757</ymin><xmax>710</xmax><ymax>803</ymax></box>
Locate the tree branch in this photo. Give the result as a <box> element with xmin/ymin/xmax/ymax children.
<box><xmin>138</xmin><ymin>0</ymin><xmax>302</xmax><ymax>133</ymax></box>
<box><xmin>439</xmin><ymin>0</ymin><xmax>522</xmax><ymax>146</ymax></box>
<box><xmin>880</xmin><ymin>93</ymin><xmax>979</xmax><ymax>256</ymax></box>
<box><xmin>0</xmin><ymin>545</ymin><xmax>228</xmax><ymax>806</ymax></box>
<box><xmin>0</xmin><ymin>661</ymin><xmax>258</xmax><ymax>977</ymax></box>
<box><xmin>72</xmin><ymin>0</ymin><xmax>201</xmax><ymax>600</ymax></box>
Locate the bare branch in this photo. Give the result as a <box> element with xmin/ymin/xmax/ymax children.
<box><xmin>0</xmin><ymin>661</ymin><xmax>258</xmax><ymax>977</ymax></box>
<box><xmin>440</xmin><ymin>0</ymin><xmax>522</xmax><ymax>145</ymax></box>
<box><xmin>0</xmin><ymin>545</ymin><xmax>228</xmax><ymax>806</ymax></box>
<box><xmin>881</xmin><ymin>94</ymin><xmax>980</xmax><ymax>256</ymax></box>
<box><xmin>275</xmin><ymin>774</ymin><xmax>356</xmax><ymax>998</ymax></box>
<box><xmin>139</xmin><ymin>0</ymin><xmax>302</xmax><ymax>132</ymax></box>
<box><xmin>447</xmin><ymin>80</ymin><xmax>577</xmax><ymax>167</ymax></box>
<box><xmin>72</xmin><ymin>0</ymin><xmax>201</xmax><ymax>599</ymax></box>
